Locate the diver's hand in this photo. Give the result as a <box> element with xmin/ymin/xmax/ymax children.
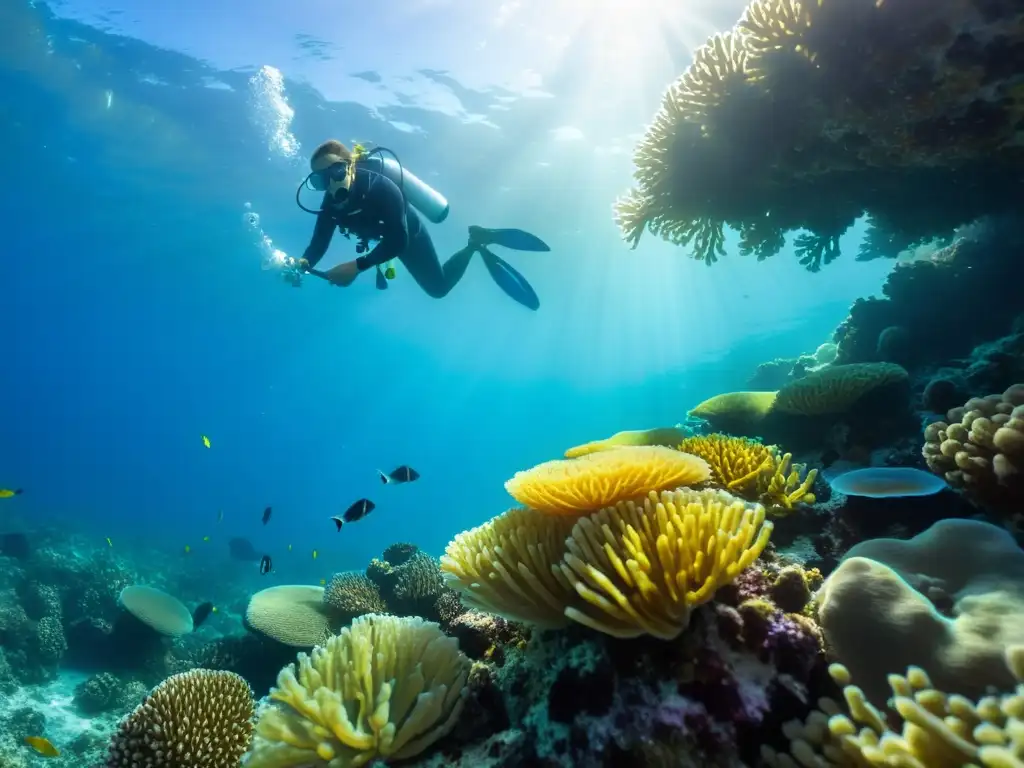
<box><xmin>324</xmin><ymin>259</ymin><xmax>360</xmax><ymax>287</ymax></box>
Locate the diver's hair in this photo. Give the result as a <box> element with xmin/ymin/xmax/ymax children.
<box><xmin>310</xmin><ymin>139</ymin><xmax>351</xmax><ymax>169</ymax></box>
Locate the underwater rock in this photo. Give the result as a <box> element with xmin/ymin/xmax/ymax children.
<box><xmin>922</xmin><ymin>373</ymin><xmax>968</xmax><ymax>414</ymax></box>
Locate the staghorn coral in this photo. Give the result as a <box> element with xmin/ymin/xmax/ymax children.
<box><xmin>688</xmin><ymin>391</ymin><xmax>778</xmax><ymax>434</ymax></box>
<box><xmin>557</xmin><ymin>488</ymin><xmax>773</xmax><ymax>639</ymax></box>
<box><xmin>105</xmin><ymin>669</ymin><xmax>255</xmax><ymax>767</ymax></box>
<box><xmin>244</xmin><ymin>585</ymin><xmax>336</xmax><ymax>648</ymax></box>
<box><xmin>761</xmin><ymin>649</ymin><xmax>1024</xmax><ymax>768</ymax></box>
<box><xmin>772</xmin><ymin>362</ymin><xmax>909</xmax><ymax>416</ymax></box>
<box><xmin>923</xmin><ymin>383</ymin><xmax>1024</xmax><ymax>512</ymax></box>
<box><xmin>677</xmin><ymin>434</ymin><xmax>817</xmax><ymax>515</ymax></box>
<box><xmin>614</xmin><ymin>0</ymin><xmax>1024</xmax><ymax>268</ymax></box>
<box><xmin>247</xmin><ymin>614</ymin><xmax>469</xmax><ymax>767</ymax></box>
<box><xmin>563</xmin><ymin>427</ymin><xmax>689</xmax><ymax>459</ymax></box>
<box><xmin>504</xmin><ymin>446</ymin><xmax>710</xmax><ymax>516</ymax></box>
<box><xmin>440</xmin><ymin>507</ymin><xmax>577</xmax><ymax>629</ymax></box>
<box><xmin>323</xmin><ymin>572</ymin><xmax>387</xmax><ymax>620</ymax></box>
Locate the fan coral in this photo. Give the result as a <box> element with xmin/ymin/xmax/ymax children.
<box><xmin>687</xmin><ymin>391</ymin><xmax>778</xmax><ymax>434</ymax></box>
<box><xmin>504</xmin><ymin>446</ymin><xmax>710</xmax><ymax>516</ymax></box>
<box><xmin>557</xmin><ymin>488</ymin><xmax>773</xmax><ymax>639</ymax></box>
<box><xmin>772</xmin><ymin>362</ymin><xmax>909</xmax><ymax>416</ymax></box>
<box><xmin>762</xmin><ymin>651</ymin><xmax>1024</xmax><ymax>768</ymax></box>
<box><xmin>563</xmin><ymin>427</ymin><xmax>688</xmax><ymax>458</ymax></box>
<box><xmin>246</xmin><ymin>614</ymin><xmax>469</xmax><ymax>767</ymax></box>
<box><xmin>923</xmin><ymin>383</ymin><xmax>1024</xmax><ymax>511</ymax></box>
<box><xmin>323</xmin><ymin>572</ymin><xmax>387</xmax><ymax>619</ymax></box>
<box><xmin>677</xmin><ymin>434</ymin><xmax>816</xmax><ymax>515</ymax></box>
<box><xmin>244</xmin><ymin>585</ymin><xmax>335</xmax><ymax>647</ymax></box>
<box><xmin>118</xmin><ymin>585</ymin><xmax>193</xmax><ymax>637</ymax></box>
<box><xmin>105</xmin><ymin>669</ymin><xmax>255</xmax><ymax>767</ymax></box>
<box><xmin>440</xmin><ymin>507</ymin><xmax>577</xmax><ymax>628</ymax></box>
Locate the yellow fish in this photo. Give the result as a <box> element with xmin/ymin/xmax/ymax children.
<box><xmin>183</xmin><ymin>544</ymin><xmax>191</xmax><ymax>554</ymax></box>
<box><xmin>319</xmin><ymin>578</ymin><xmax>326</xmax><ymax>586</ymax></box>
<box><xmin>287</xmin><ymin>544</ymin><xmax>292</xmax><ymax>552</ymax></box>
<box><xmin>312</xmin><ymin>549</ymin><xmax>318</xmax><ymax>560</ymax></box>
<box><xmin>24</xmin><ymin>736</ymin><xmax>59</xmax><ymax>757</ymax></box>
<box><xmin>202</xmin><ymin>536</ymin><xmax>210</xmax><ymax>542</ymax></box>
<box><xmin>202</xmin><ymin>435</ymin><xmax>211</xmax><ymax>448</ymax></box>
<box><xmin>212</xmin><ymin>606</ymin><xmax>218</xmax><ymax>613</ymax></box>
<box><xmin>0</xmin><ymin>488</ymin><xmax>23</xmax><ymax>499</ymax></box>
<box><xmin>106</xmin><ymin>537</ymin><xmax>113</xmax><ymax>548</ymax></box>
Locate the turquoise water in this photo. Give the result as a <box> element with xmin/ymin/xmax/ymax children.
<box><xmin>0</xmin><ymin>0</ymin><xmax>893</xmax><ymax>581</ymax></box>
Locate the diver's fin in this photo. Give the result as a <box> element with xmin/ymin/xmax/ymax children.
<box><xmin>469</xmin><ymin>227</ymin><xmax>550</xmax><ymax>252</ymax></box>
<box><xmin>480</xmin><ymin>247</ymin><xmax>540</xmax><ymax>310</ymax></box>
<box><xmin>375</xmin><ymin>266</ymin><xmax>388</xmax><ymax>290</ymax></box>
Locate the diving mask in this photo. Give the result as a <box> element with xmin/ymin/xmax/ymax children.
<box><xmin>306</xmin><ymin>161</ymin><xmax>351</xmax><ymax>192</ymax></box>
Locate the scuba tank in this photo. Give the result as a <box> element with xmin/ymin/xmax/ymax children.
<box><xmin>358</xmin><ymin>150</ymin><xmax>450</xmax><ymax>224</ymax></box>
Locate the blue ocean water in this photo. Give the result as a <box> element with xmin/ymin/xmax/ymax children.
<box><xmin>0</xmin><ymin>0</ymin><xmax>894</xmax><ymax>585</ymax></box>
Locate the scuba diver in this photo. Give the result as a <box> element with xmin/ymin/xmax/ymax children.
<box><xmin>295</xmin><ymin>139</ymin><xmax>550</xmax><ymax>310</ymax></box>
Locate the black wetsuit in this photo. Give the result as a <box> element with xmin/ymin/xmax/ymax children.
<box><xmin>302</xmin><ymin>165</ymin><xmax>474</xmax><ymax>298</ymax></box>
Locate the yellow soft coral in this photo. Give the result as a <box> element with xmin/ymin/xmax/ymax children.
<box><xmin>762</xmin><ymin>649</ymin><xmax>1024</xmax><ymax>768</ymax></box>
<box><xmin>772</xmin><ymin>362</ymin><xmax>909</xmax><ymax>416</ymax></box>
<box><xmin>923</xmin><ymin>383</ymin><xmax>1024</xmax><ymax>511</ymax></box>
<box><xmin>247</xmin><ymin>614</ymin><xmax>469</xmax><ymax>768</ymax></box>
<box><xmin>678</xmin><ymin>434</ymin><xmax>816</xmax><ymax>515</ymax></box>
<box><xmin>557</xmin><ymin>488</ymin><xmax>772</xmax><ymax>640</ymax></box>
<box><xmin>439</xmin><ymin>507</ymin><xmax>577</xmax><ymax>628</ymax></box>
<box><xmin>564</xmin><ymin>427</ymin><xmax>689</xmax><ymax>459</ymax></box>
<box><xmin>505</xmin><ymin>446</ymin><xmax>711</xmax><ymax>516</ymax></box>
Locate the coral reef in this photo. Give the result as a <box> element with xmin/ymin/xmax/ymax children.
<box><xmin>505</xmin><ymin>446</ymin><xmax>711</xmax><ymax>515</ymax></box>
<box><xmin>615</xmin><ymin>1</ymin><xmax>1024</xmax><ymax>267</ymax></box>
<box><xmin>247</xmin><ymin>614</ymin><xmax>469</xmax><ymax>767</ymax></box>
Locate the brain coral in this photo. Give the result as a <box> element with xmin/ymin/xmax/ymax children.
<box><xmin>323</xmin><ymin>572</ymin><xmax>387</xmax><ymax>619</ymax></box>
<box><xmin>244</xmin><ymin>585</ymin><xmax>335</xmax><ymax>647</ymax></box>
<box><xmin>118</xmin><ymin>585</ymin><xmax>193</xmax><ymax>637</ymax></box>
<box><xmin>105</xmin><ymin>669</ymin><xmax>254</xmax><ymax>767</ymax></box>
<box><xmin>247</xmin><ymin>614</ymin><xmax>469</xmax><ymax>767</ymax></box>
<box><xmin>763</xmin><ymin>649</ymin><xmax>1024</xmax><ymax>768</ymax></box>
<box><xmin>772</xmin><ymin>362</ymin><xmax>909</xmax><ymax>416</ymax></box>
<box><xmin>442</xmin><ymin>489</ymin><xmax>772</xmax><ymax>640</ymax></box>
<box><xmin>817</xmin><ymin>518</ymin><xmax>1024</xmax><ymax>704</ymax></box>
<box><xmin>504</xmin><ymin>445</ymin><xmax>710</xmax><ymax>515</ymax></box>
<box><xmin>677</xmin><ymin>434</ymin><xmax>816</xmax><ymax>515</ymax></box>
<box><xmin>923</xmin><ymin>383</ymin><xmax>1024</xmax><ymax>511</ymax></box>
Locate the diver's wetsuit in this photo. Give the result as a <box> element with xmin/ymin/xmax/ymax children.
<box><xmin>302</xmin><ymin>165</ymin><xmax>475</xmax><ymax>298</ymax></box>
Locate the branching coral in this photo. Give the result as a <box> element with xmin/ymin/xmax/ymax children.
<box><xmin>923</xmin><ymin>383</ymin><xmax>1024</xmax><ymax>511</ymax></box>
<box><xmin>106</xmin><ymin>669</ymin><xmax>255</xmax><ymax>767</ymax></box>
<box><xmin>677</xmin><ymin>434</ymin><xmax>816</xmax><ymax>515</ymax></box>
<box><xmin>246</xmin><ymin>614</ymin><xmax>469</xmax><ymax>767</ymax></box>
<box><xmin>761</xmin><ymin>650</ymin><xmax>1024</xmax><ymax>768</ymax></box>
<box><xmin>504</xmin><ymin>446</ymin><xmax>711</xmax><ymax>516</ymax></box>
<box><xmin>442</xmin><ymin>489</ymin><xmax>773</xmax><ymax>641</ymax></box>
<box><xmin>614</xmin><ymin>0</ymin><xmax>1024</xmax><ymax>268</ymax></box>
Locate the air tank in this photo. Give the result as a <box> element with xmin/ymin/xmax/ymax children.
<box><xmin>360</xmin><ymin>154</ymin><xmax>450</xmax><ymax>224</ymax></box>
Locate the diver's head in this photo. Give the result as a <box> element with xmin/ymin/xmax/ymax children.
<box><xmin>308</xmin><ymin>139</ymin><xmax>355</xmax><ymax>199</ymax></box>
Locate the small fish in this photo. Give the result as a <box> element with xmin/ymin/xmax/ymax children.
<box><xmin>106</xmin><ymin>537</ymin><xmax>113</xmax><ymax>548</ymax></box>
<box><xmin>262</xmin><ymin>506</ymin><xmax>272</xmax><ymax>525</ymax></box>
<box><xmin>217</xmin><ymin>509</ymin><xmax>224</xmax><ymax>523</ymax></box>
<box><xmin>192</xmin><ymin>601</ymin><xmax>215</xmax><ymax>628</ymax></box>
<box><xmin>378</xmin><ymin>465</ymin><xmax>420</xmax><ymax>484</ymax></box>
<box><xmin>341</xmin><ymin>498</ymin><xmax>375</xmax><ymax>525</ymax></box>
<box><xmin>183</xmin><ymin>544</ymin><xmax>191</xmax><ymax>554</ymax></box>
<box><xmin>202</xmin><ymin>435</ymin><xmax>211</xmax><ymax>448</ymax></box>
<box><xmin>260</xmin><ymin>554</ymin><xmax>272</xmax><ymax>575</ymax></box>
<box><xmin>202</xmin><ymin>536</ymin><xmax>210</xmax><ymax>542</ymax></box>
<box><xmin>287</xmin><ymin>544</ymin><xmax>292</xmax><ymax>552</ymax></box>
<box><xmin>312</xmin><ymin>549</ymin><xmax>318</xmax><ymax>560</ymax></box>
<box><xmin>212</xmin><ymin>606</ymin><xmax>218</xmax><ymax>613</ymax></box>
<box><xmin>24</xmin><ymin>736</ymin><xmax>59</xmax><ymax>757</ymax></box>
<box><xmin>0</xmin><ymin>488</ymin><xmax>23</xmax><ymax>499</ymax></box>
<box><xmin>319</xmin><ymin>578</ymin><xmax>326</xmax><ymax>586</ymax></box>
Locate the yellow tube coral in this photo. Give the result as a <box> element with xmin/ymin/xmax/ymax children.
<box><xmin>247</xmin><ymin>614</ymin><xmax>469</xmax><ymax>767</ymax></box>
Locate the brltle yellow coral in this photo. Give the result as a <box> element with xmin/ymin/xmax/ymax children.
<box><xmin>505</xmin><ymin>446</ymin><xmax>711</xmax><ymax>516</ymax></box>
<box><xmin>557</xmin><ymin>488</ymin><xmax>773</xmax><ymax>640</ymax></box>
<box><xmin>247</xmin><ymin>614</ymin><xmax>469</xmax><ymax>768</ymax></box>
<box><xmin>677</xmin><ymin>434</ymin><xmax>816</xmax><ymax>515</ymax></box>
